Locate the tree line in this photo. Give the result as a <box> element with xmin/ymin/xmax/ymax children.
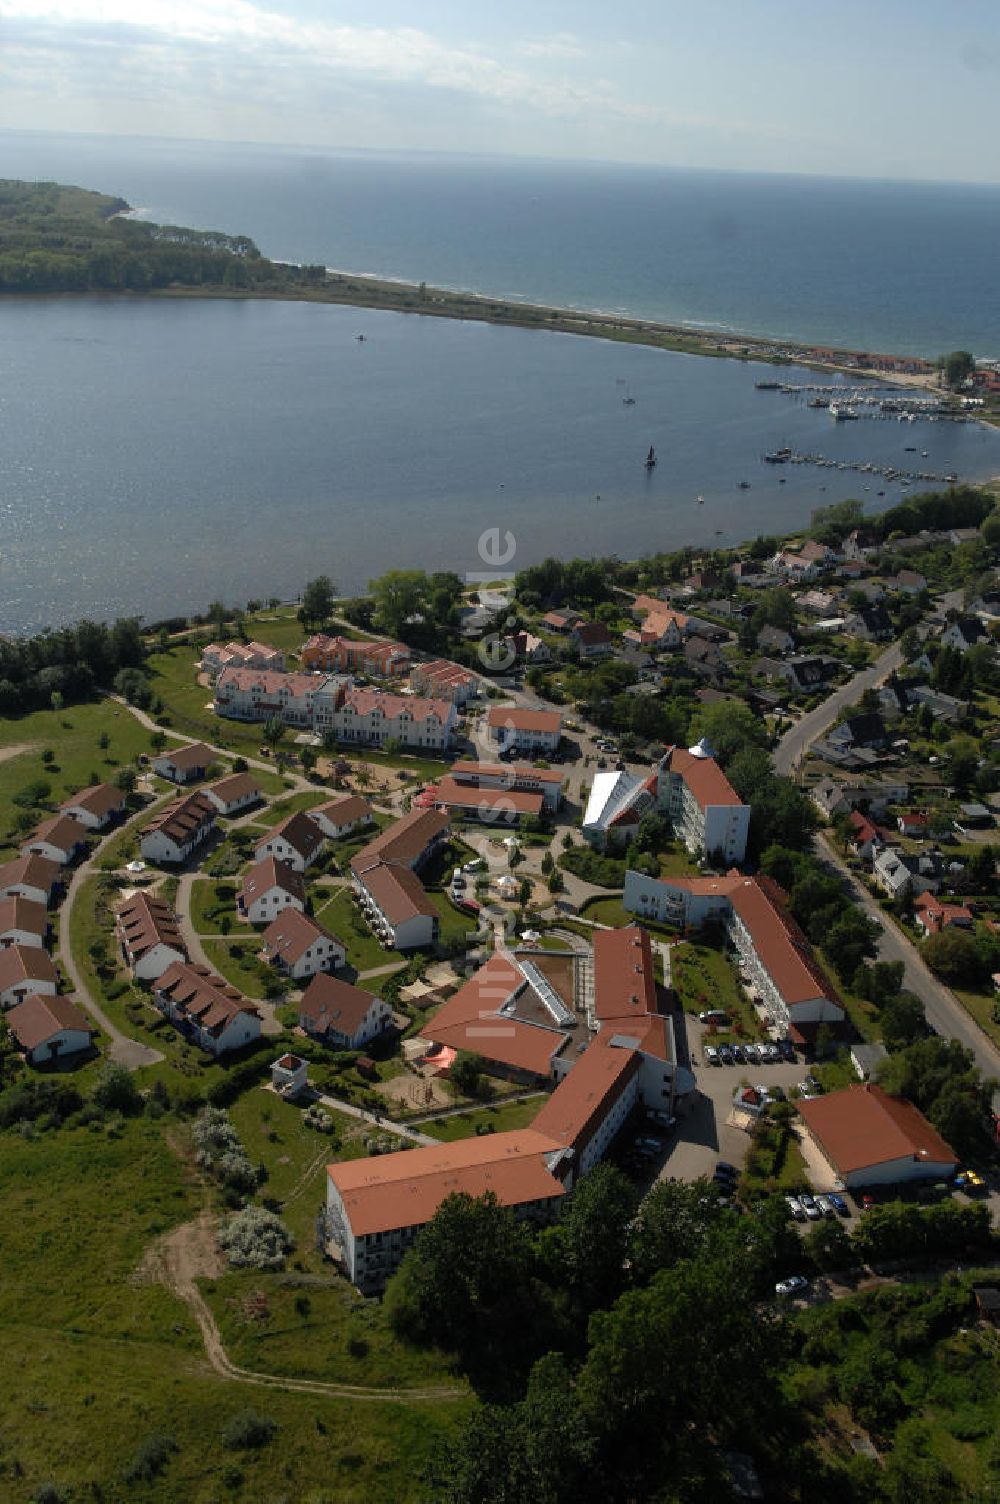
<box><xmin>0</xmin><ymin>617</ymin><xmax>145</xmax><ymax>716</ymax></box>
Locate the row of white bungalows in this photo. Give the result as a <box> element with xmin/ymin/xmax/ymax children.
<box><xmin>140</xmin><ymin>792</ymin><xmax>217</xmax><ymax>865</ymax></box>
<box><xmin>200</xmin><ymin>640</ymin><xmax>286</xmax><ymax>680</ymax></box>
<box><xmin>21</xmin><ymin>813</ymin><xmax>89</xmax><ymax>867</ymax></box>
<box><xmin>0</xmin><ymin>943</ymin><xmax>59</xmax><ymax>1010</ymax></box>
<box><xmin>307</xmin><ymin>796</ymin><xmax>374</xmax><ymax>841</ymax></box>
<box><xmin>260</xmin><ymin>908</ymin><xmax>346</xmax><ymax>983</ymax></box>
<box><xmin>0</xmin><ymin>895</ymin><xmax>49</xmax><ymax>950</ymax></box>
<box><xmin>152</xmin><ymin>741</ymin><xmax>214</xmax><ymax>784</ymax></box>
<box><xmin>202</xmin><ymin>772</ymin><xmax>263</xmax><ymax>818</ymax></box>
<box><xmin>238</xmin><ymin>857</ymin><xmax>305</xmax><ymax>925</ymax></box>
<box><xmin>449</xmin><ymin>761</ymin><xmax>564</xmax><ymax>813</ymax></box>
<box><xmin>153</xmin><ymin>961</ymin><xmax>262</xmax><ymax>1055</ymax></box>
<box><xmin>485</xmin><ymin>706</ymin><xmax>562</xmax><ymax>756</ymax></box>
<box><xmin>409</xmin><ymin>659</ymin><xmax>479</xmax><ymax>705</ymax></box>
<box><xmin>254</xmin><ymin>810</ymin><xmax>326</xmax><ymax>873</ymax></box>
<box><xmin>350</xmin><ymin>808</ymin><xmax>451</xmax><ymax>951</ymax></box>
<box><xmin>115</xmin><ymin>891</ymin><xmax>188</xmax><ymax>982</ymax></box>
<box><xmin>0</xmin><ymin>854</ymin><xmax>61</xmax><ymax>907</ymax></box>
<box><xmin>59</xmin><ymin>782</ymin><xmax>126</xmax><ymax>830</ymax></box>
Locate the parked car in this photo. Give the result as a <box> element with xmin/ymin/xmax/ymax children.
<box><xmin>799</xmin><ymin>1193</ymin><xmax>822</xmax><ymax>1221</ymax></box>
<box><xmin>763</xmin><ymin>1043</ymin><xmax>780</xmax><ymax>1063</ymax></box>
<box><xmin>775</xmin><ymin>1275</ymin><xmax>809</xmax><ymax>1297</ymax></box>
<box><xmin>743</xmin><ymin>1043</ymin><xmax>759</xmax><ymax>1065</ymax></box>
<box><xmin>828</xmin><ymin>1193</ymin><xmax>850</xmax><ymax>1218</ymax></box>
<box><xmin>814</xmin><ymin>1195</ymin><xmax>835</xmax><ymax>1218</ymax></box>
<box><xmin>635</xmin><ymin>1136</ymin><xmax>664</xmax><ymax>1155</ymax></box>
<box><xmin>718</xmin><ymin>1046</ymin><xmax>734</xmax><ymax>1066</ymax></box>
<box><xmin>715</xmin><ymin>1161</ymin><xmax>739</xmax><ymax>1180</ymax></box>
<box><xmin>803</xmin><ymin>1074</ymin><xmax>822</xmax><ymax>1093</ymax></box>
<box><xmin>956</xmin><ymin>1167</ymin><xmax>986</xmax><ymax>1190</ymax></box>
<box><xmin>778</xmin><ymin>1038</ymin><xmax>796</xmax><ymax>1062</ymax></box>
<box><xmin>730</xmin><ymin>1044</ymin><xmax>745</xmax><ymax>1064</ymax></box>
<box><xmin>699</xmin><ymin>1009</ymin><xmax>729</xmax><ymax>1025</ymax></box>
<box><xmin>785</xmin><ymin>1196</ymin><xmax>806</xmax><ymax>1222</ymax></box>
<box><xmin>704</xmin><ymin>1045</ymin><xmax>720</xmax><ymax>1065</ymax></box>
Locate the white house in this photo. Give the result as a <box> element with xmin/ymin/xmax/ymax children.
<box><xmin>260</xmin><ymin>909</ymin><xmax>346</xmax><ymax>982</ymax></box>
<box><xmin>20</xmin><ymin>814</ymin><xmax>88</xmax><ymax>867</ymax></box>
<box><xmin>115</xmin><ymin>892</ymin><xmax>187</xmax><ymax>982</ymax></box>
<box><xmin>153</xmin><ymin>961</ymin><xmax>262</xmax><ymax>1055</ymax></box>
<box><xmin>299</xmin><ymin>973</ymin><xmax>393</xmax><ymax>1047</ymax></box>
<box><xmin>486</xmin><ymin>706</ymin><xmax>562</xmax><ymax>755</ymax></box>
<box><xmin>238</xmin><ymin>857</ymin><xmax>305</xmax><ymax>925</ymax></box>
<box><xmin>0</xmin><ymin>944</ymin><xmax>59</xmax><ymax>1010</ymax></box>
<box><xmin>0</xmin><ymin>895</ymin><xmax>48</xmax><ymax>949</ymax></box>
<box><xmin>940</xmin><ymin>617</ymin><xmax>989</xmax><ymax>653</ymax></box>
<box><xmin>254</xmin><ymin>810</ymin><xmax>326</xmax><ymax>873</ymax></box>
<box><xmin>327</xmin><ymin>688</ymin><xmax>457</xmax><ymax>751</ymax></box>
<box><xmin>584</xmin><ymin>743</ymin><xmax>749</xmax><ymax>865</ymax></box>
<box><xmin>351</xmin><ymin>862</ymin><xmax>439</xmax><ymax>950</ymax></box>
<box><xmin>202</xmin><ymin>772</ymin><xmax>263</xmax><ymax>817</ymax></box>
<box><xmin>59</xmin><ymin>783</ymin><xmax>126</xmax><ymax>830</ymax></box>
<box><xmin>140</xmin><ymin>792</ymin><xmax>217</xmax><ymax>865</ymax></box>
<box><xmin>0</xmin><ymin>854</ymin><xmax>60</xmax><ymax>906</ymax></box>
<box><xmin>307</xmin><ymin>796</ymin><xmax>375</xmax><ymax>841</ymax></box>
<box><xmin>152</xmin><ymin>741</ymin><xmax>214</xmax><ymax>784</ymax></box>
<box><xmin>873</xmin><ymin>845</ymin><xmax>913</xmax><ymax>901</ymax></box>
<box><xmin>7</xmin><ymin>994</ymin><xmax>94</xmax><ymax>1065</ymax></box>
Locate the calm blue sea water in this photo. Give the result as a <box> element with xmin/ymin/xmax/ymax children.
<box><xmin>2</xmin><ymin>295</ymin><xmax>1000</xmax><ymax>635</ymax></box>
<box><xmin>2</xmin><ymin>130</ymin><xmax>1000</xmax><ymax>357</ymax></box>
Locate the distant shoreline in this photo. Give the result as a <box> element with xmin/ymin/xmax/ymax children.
<box><xmin>151</xmin><ymin>267</ymin><xmax>944</xmax><ymax>390</ymax></box>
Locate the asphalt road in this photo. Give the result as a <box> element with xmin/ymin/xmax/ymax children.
<box><xmin>815</xmin><ymin>833</ymin><xmax>1000</xmax><ymax>1085</ymax></box>
<box><xmin>773</xmin><ymin>639</ymin><xmax>903</xmax><ymax>777</ymax></box>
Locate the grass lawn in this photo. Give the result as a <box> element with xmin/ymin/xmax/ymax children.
<box><xmin>671</xmin><ymin>941</ymin><xmax>764</xmax><ymax>1041</ymax></box>
<box><xmin>421</xmin><ymin>1095</ymin><xmax>546</xmax><ymax>1142</ymax></box>
<box><xmin>951</xmin><ymin>986</ymin><xmax>1000</xmax><ymax>1050</ymax></box>
<box><xmin>67</xmin><ymin>873</ymin><xmax>174</xmax><ymax>1055</ymax></box>
<box><xmin>577</xmin><ymin>895</ymin><xmax>677</xmax><ymax>940</ymax></box>
<box><xmin>0</xmin><ymin>699</ymin><xmax>153</xmax><ymax>848</ymax></box>
<box><xmin>201</xmin><ymin>936</ymin><xmax>284</xmax><ymax>1002</ymax></box>
<box><xmin>0</xmin><ymin>1115</ymin><xmax>462</xmax><ymax>1501</ymax></box>
<box><xmin>657</xmin><ymin>847</ymin><xmax>700</xmax><ymax>878</ymax></box>
<box><xmin>312</xmin><ymin>888</ymin><xmax>403</xmax><ymax>973</ymax></box>
<box><xmin>189</xmin><ymin>877</ymin><xmax>239</xmax><ymax>935</ymax></box>
<box><xmin>424</xmin><ymin>888</ymin><xmax>476</xmax><ymax>948</ymax></box>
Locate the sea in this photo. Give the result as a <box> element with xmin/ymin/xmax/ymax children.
<box><xmin>1</xmin><ymin>130</ymin><xmax>1000</xmax><ymax>634</ymax></box>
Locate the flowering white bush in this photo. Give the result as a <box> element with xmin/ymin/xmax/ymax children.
<box><xmin>218</xmin><ymin>1206</ymin><xmax>294</xmax><ymax>1270</ymax></box>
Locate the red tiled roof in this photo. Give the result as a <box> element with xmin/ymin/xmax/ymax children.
<box><xmin>531</xmin><ymin>1041</ymin><xmax>640</xmax><ymax>1153</ymax></box>
<box><xmin>239</xmin><ymin>856</ymin><xmax>305</xmax><ymax>906</ymax></box>
<box><xmin>798</xmin><ymin>1084</ymin><xmax>956</xmax><ymax>1176</ymax></box>
<box><xmin>433</xmin><ymin>778</ymin><xmax>544</xmax><ymax>817</ymax></box>
<box><xmin>351</xmin><ymin>808</ymin><xmax>449</xmax><ymax>875</ymax></box>
<box><xmin>59</xmin><ymin>783</ymin><xmax>124</xmax><ymax>819</ymax></box>
<box><xmin>451</xmin><ymin>760</ymin><xmax>565</xmax><ymax>785</ymax></box>
<box><xmin>143</xmin><ymin>792</ymin><xmax>216</xmax><ymax>846</ymax></box>
<box><xmin>7</xmin><ymin>994</ymin><xmax>92</xmax><ymax>1051</ymax></box>
<box><xmin>261</xmin><ymin>909</ymin><xmax>341</xmax><ymax>966</ymax></box>
<box><xmin>157</xmin><ymin>741</ymin><xmax>213</xmax><ymax>772</ymax></box>
<box><xmin>299</xmin><ymin>973</ymin><xmax>379</xmax><ymax>1035</ymax></box>
<box><xmin>592</xmin><ymin>926</ymin><xmax>658</xmax><ymax>1021</ymax></box>
<box><xmin>0</xmin><ymin>943</ymin><xmax>58</xmax><ymax>992</ymax></box>
<box><xmin>728</xmin><ymin>874</ymin><xmax>840</xmax><ymax>1008</ymax></box>
<box><xmin>361</xmin><ymin>863</ymin><xmax>435</xmax><ymax>924</ymax></box>
<box><xmin>0</xmin><ymin>853</ymin><xmax>60</xmax><ymax>896</ymax></box>
<box><xmin>156</xmin><ymin>961</ymin><xmax>260</xmax><ymax>1035</ymax></box>
<box><xmin>114</xmin><ymin>892</ymin><xmax>186</xmax><ymax>960</ymax></box>
<box><xmin>0</xmin><ymin>895</ymin><xmax>47</xmax><ymax>939</ymax></box>
<box><xmin>665</xmin><ymin>746</ymin><xmax>743</xmax><ymax>810</ymax></box>
<box><xmin>309</xmin><ymin>795</ymin><xmax>374</xmax><ymax>829</ymax></box>
<box><xmin>257</xmin><ymin>809</ymin><xmax>325</xmax><ymax>862</ymax></box>
<box><xmin>419</xmin><ymin>953</ymin><xmax>565</xmax><ymax>1077</ymax></box>
<box><xmin>22</xmin><ymin>814</ymin><xmax>87</xmax><ymax>854</ymax></box>
<box><xmin>486</xmin><ymin>706</ymin><xmax>562</xmax><ymax>734</ymax></box>
<box><xmin>327</xmin><ymin>1129</ymin><xmax>567</xmax><ymax>1237</ymax></box>
<box><xmin>205</xmin><ymin>772</ymin><xmax>262</xmax><ymax>804</ymax></box>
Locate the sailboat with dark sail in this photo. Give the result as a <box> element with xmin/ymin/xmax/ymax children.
<box><xmin>645</xmin><ymin>446</ymin><xmax>657</xmax><ymax>469</ymax></box>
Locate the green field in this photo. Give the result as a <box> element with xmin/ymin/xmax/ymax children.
<box><xmin>188</xmin><ymin>877</ymin><xmax>239</xmax><ymax>935</ymax></box>
<box><xmin>312</xmin><ymin>888</ymin><xmax>404</xmax><ymax>974</ymax></box>
<box><xmin>0</xmin><ymin>1112</ymin><xmax>464</xmax><ymax>1502</ymax></box>
<box><xmin>201</xmin><ymin>936</ymin><xmax>283</xmax><ymax>1002</ymax></box>
<box><xmin>420</xmin><ymin>1095</ymin><xmax>546</xmax><ymax>1142</ymax></box>
<box><xmin>67</xmin><ymin>873</ymin><xmax>173</xmax><ymax>1054</ymax></box>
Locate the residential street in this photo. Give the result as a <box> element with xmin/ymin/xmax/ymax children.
<box><xmin>815</xmin><ymin>833</ymin><xmax>1000</xmax><ymax>1084</ymax></box>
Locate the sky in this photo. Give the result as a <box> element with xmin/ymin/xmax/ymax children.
<box><xmin>1</xmin><ymin>0</ymin><xmax>999</xmax><ymax>182</ymax></box>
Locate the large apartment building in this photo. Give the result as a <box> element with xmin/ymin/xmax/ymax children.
<box><xmin>623</xmin><ymin>869</ymin><xmax>844</xmax><ymax>1039</ymax></box>
<box><xmin>349</xmin><ymin>808</ymin><xmax>451</xmax><ymax>951</ymax></box>
<box><xmin>326</xmin><ymin>926</ymin><xmax>694</xmax><ymax>1293</ymax></box>
<box><xmin>214</xmin><ymin>670</ymin><xmax>457</xmax><ymax>751</ymax></box>
<box><xmin>584</xmin><ymin>742</ymin><xmax>749</xmax><ymax>865</ymax></box>
<box><xmin>300</xmin><ymin>633</ymin><xmax>411</xmax><ymax>678</ymax></box>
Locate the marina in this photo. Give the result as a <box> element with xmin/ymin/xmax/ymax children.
<box><xmin>755</xmin><ymin>379</ymin><xmax>980</xmax><ymax>423</ymax></box>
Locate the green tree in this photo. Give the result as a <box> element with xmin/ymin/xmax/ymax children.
<box><xmin>450</xmin><ymin>1051</ymin><xmax>486</xmax><ymax>1096</ymax></box>
<box><xmin>370</xmin><ymin>568</ymin><xmax>429</xmax><ymax>638</ymax></box>
<box><xmin>922</xmin><ymin>927</ymin><xmax>984</xmax><ymax>986</ymax></box>
<box><xmin>262</xmin><ymin>715</ymin><xmax>286</xmax><ymax>750</ymax></box>
<box><xmin>537</xmin><ymin>1164</ymin><xmax>638</xmax><ymax>1317</ymax></box>
<box><xmin>940</xmin><ymin>350</ymin><xmax>975</xmax><ymax>390</ymax></box>
<box><xmin>879</xmin><ymin>991</ymin><xmax>927</xmax><ymax>1050</ymax></box>
<box><xmin>299</xmin><ymin>744</ymin><xmax>317</xmax><ymax>776</ymax></box>
<box><xmin>114</xmin><ymin>764</ymin><xmax>137</xmax><ymax>794</ymax></box>
<box><xmin>301</xmin><ymin>574</ymin><xmax>336</xmax><ymax>627</ymax></box>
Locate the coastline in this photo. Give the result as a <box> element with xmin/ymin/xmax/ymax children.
<box><xmin>149</xmin><ymin>269</ymin><xmax>948</xmax><ymax>393</ymax></box>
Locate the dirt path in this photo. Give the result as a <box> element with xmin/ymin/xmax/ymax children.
<box><xmin>140</xmin><ymin>1213</ymin><xmax>465</xmax><ymax>1403</ymax></box>
<box><xmin>0</xmin><ymin>742</ymin><xmax>37</xmax><ymax>765</ymax></box>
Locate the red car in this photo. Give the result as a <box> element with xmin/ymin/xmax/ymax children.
<box><xmin>860</xmin><ymin>1193</ymin><xmax>875</xmax><ymax>1210</ymax></box>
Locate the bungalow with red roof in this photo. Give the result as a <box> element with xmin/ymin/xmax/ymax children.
<box><xmin>299</xmin><ymin>973</ymin><xmax>392</xmax><ymax>1048</ymax></box>
<box><xmin>153</xmin><ymin>961</ymin><xmax>262</xmax><ymax>1055</ymax></box>
<box><xmin>307</xmin><ymin>796</ymin><xmax>375</xmax><ymax>842</ymax></box>
<box><xmin>254</xmin><ymin>810</ymin><xmax>326</xmax><ymax>872</ymax></box>
<box><xmin>0</xmin><ymin>895</ymin><xmax>48</xmax><ymax>949</ymax></box>
<box><xmin>541</xmin><ymin>610</ymin><xmax>581</xmax><ymax>633</ymax></box>
<box><xmin>152</xmin><ymin>741</ymin><xmax>214</xmax><ymax>784</ymax></box>
<box><xmin>238</xmin><ymin>858</ymin><xmax>305</xmax><ymax>925</ymax></box>
<box><xmin>59</xmin><ymin>783</ymin><xmax>126</xmax><ymax>830</ymax></box>
<box><xmin>0</xmin><ymin>854</ymin><xmax>61</xmax><ymax>906</ymax></box>
<box><xmin>260</xmin><ymin>909</ymin><xmax>346</xmax><ymax>982</ymax></box>
<box><xmin>20</xmin><ymin>814</ymin><xmax>88</xmax><ymax>867</ymax></box>
<box><xmin>0</xmin><ymin>944</ymin><xmax>59</xmax><ymax>1010</ymax></box>
<box><xmin>140</xmin><ymin>792</ymin><xmax>216</xmax><ymax>865</ymax></box>
<box><xmin>848</xmin><ymin>810</ymin><xmax>880</xmax><ymax>863</ymax></box>
<box><xmin>572</xmin><ymin>621</ymin><xmax>613</xmax><ymax>659</ymax></box>
<box><xmin>897</xmin><ymin>811</ymin><xmax>930</xmax><ymax>839</ymax></box>
<box><xmin>115</xmin><ymin>892</ymin><xmax>187</xmax><ymax>982</ymax></box>
<box><xmin>7</xmin><ymin>994</ymin><xmax>94</xmax><ymax>1065</ymax></box>
<box><xmin>486</xmin><ymin>705</ymin><xmax>562</xmax><ymax>755</ymax></box>
<box><xmin>202</xmin><ymin>772</ymin><xmax>263</xmax><ymax>818</ymax></box>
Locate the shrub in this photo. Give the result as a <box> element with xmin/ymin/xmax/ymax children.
<box><xmin>218</xmin><ymin>1206</ymin><xmax>294</xmax><ymax>1270</ymax></box>
<box><xmin>91</xmin><ymin>1062</ymin><xmax>142</xmax><ymax>1116</ymax></box>
<box><xmin>123</xmin><ymin>1432</ymin><xmax>178</xmax><ymax>1484</ymax></box>
<box><xmin>193</xmin><ymin>1106</ymin><xmax>258</xmax><ymax>1190</ymax></box>
<box><xmin>221</xmin><ymin>1409</ymin><xmax>277</xmax><ymax>1450</ymax></box>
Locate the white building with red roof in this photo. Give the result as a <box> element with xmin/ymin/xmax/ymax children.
<box><xmin>260</xmin><ymin>909</ymin><xmax>346</xmax><ymax>982</ymax></box>
<box><xmin>409</xmin><ymin>659</ymin><xmax>478</xmax><ymax>705</ymax></box>
<box><xmin>449</xmin><ymin>760</ymin><xmax>563</xmax><ymax>812</ymax></box>
<box><xmin>7</xmin><ymin>994</ymin><xmax>94</xmax><ymax>1065</ymax></box>
<box><xmin>140</xmin><ymin>792</ymin><xmax>217</xmax><ymax>865</ymax></box>
<box><xmin>797</xmin><ymin>1083</ymin><xmax>956</xmax><ymax>1190</ymax></box>
<box><xmin>307</xmin><ymin>795</ymin><xmax>374</xmax><ymax>841</ymax></box>
<box><xmin>0</xmin><ymin>853</ymin><xmax>61</xmax><ymax>906</ymax></box>
<box><xmin>299</xmin><ymin>973</ymin><xmax>392</xmax><ymax>1047</ymax></box>
<box><xmin>0</xmin><ymin>944</ymin><xmax>59</xmax><ymax>1010</ymax></box>
<box><xmin>153</xmin><ymin>961</ymin><xmax>261</xmax><ymax>1055</ymax></box>
<box><xmin>0</xmin><ymin>895</ymin><xmax>48</xmax><ymax>949</ymax></box>
<box><xmin>330</xmin><ymin>687</ymin><xmax>456</xmax><ymax>751</ymax></box>
<box><xmin>486</xmin><ymin>705</ymin><xmax>562</xmax><ymax>754</ymax></box>
<box><xmin>202</xmin><ymin>772</ymin><xmax>263</xmax><ymax>817</ymax></box>
<box><xmin>214</xmin><ymin>668</ymin><xmax>334</xmax><ymax>727</ymax></box>
<box><xmin>583</xmin><ymin>741</ymin><xmax>748</xmax><ymax>864</ymax></box>
<box><xmin>201</xmin><ymin>640</ymin><xmax>285</xmax><ymax>680</ymax></box>
<box><xmin>300</xmin><ymin>633</ymin><xmax>411</xmax><ymax>678</ymax></box>
<box><xmin>115</xmin><ymin>892</ymin><xmax>187</xmax><ymax>981</ymax></box>
<box><xmin>152</xmin><ymin>741</ymin><xmax>214</xmax><ymax>784</ymax></box>
<box><xmin>238</xmin><ymin>857</ymin><xmax>305</xmax><ymax>925</ymax></box>
<box><xmin>59</xmin><ymin>783</ymin><xmax>126</xmax><ymax>830</ymax></box>
<box><xmin>254</xmin><ymin>810</ymin><xmax>326</xmax><ymax>872</ymax></box>
<box><xmin>20</xmin><ymin>814</ymin><xmax>89</xmax><ymax>867</ymax></box>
